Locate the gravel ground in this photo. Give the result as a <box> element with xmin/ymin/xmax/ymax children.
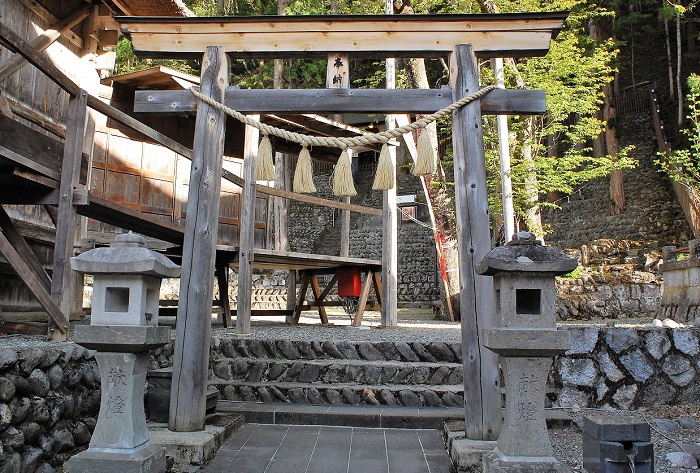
<box><xmin>212</xmin><ymin>308</ymin><xmax>463</xmax><ymax>343</ymax></box>
<box><xmin>550</xmin><ymin>405</ymin><xmax>700</xmax><ymax>472</ymax></box>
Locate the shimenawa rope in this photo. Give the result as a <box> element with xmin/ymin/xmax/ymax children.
<box><xmin>189</xmin><ymin>85</ymin><xmax>496</xmax><ymax>194</ymax></box>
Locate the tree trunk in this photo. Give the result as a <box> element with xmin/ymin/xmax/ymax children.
<box><xmin>677</xmin><ymin>9</ymin><xmax>683</xmax><ymax>124</ymax></box>
<box><xmin>665</xmin><ymin>18</ymin><xmax>675</xmax><ymax>102</ymax></box>
<box><xmin>522</xmin><ymin>117</ymin><xmax>543</xmax><ymax>238</ymax></box>
<box><xmin>397</xmin><ymin>2</ymin><xmax>459</xmax><ymax>320</ymax></box>
<box><xmin>590</xmin><ymin>16</ymin><xmax>624</xmax><ymax>215</ymax></box>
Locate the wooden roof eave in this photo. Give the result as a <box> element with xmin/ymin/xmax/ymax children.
<box><xmin>115</xmin><ymin>12</ymin><xmax>568</xmax><ymax>60</ymax></box>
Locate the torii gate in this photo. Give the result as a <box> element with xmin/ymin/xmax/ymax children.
<box><xmin>116</xmin><ymin>12</ymin><xmax>567</xmax><ymax>441</ymax></box>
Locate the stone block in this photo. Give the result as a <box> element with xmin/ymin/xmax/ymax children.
<box><xmin>673</xmin><ymin>329</ymin><xmax>699</xmax><ymax>356</ymax></box>
<box><xmin>605</xmin><ymin>328</ymin><xmax>639</xmax><ymax>354</ymax></box>
<box><xmin>582</xmin><ymin>440</ymin><xmax>653</xmax><ymax>473</ymax></box>
<box><xmin>482</xmin><ymin>451</ymin><xmax>571</xmax><ymax>473</ymax></box>
<box><xmin>449</xmin><ymin>438</ymin><xmax>496</xmax><ymax>471</ymax></box>
<box><xmin>558</xmin><ymin>358</ymin><xmax>597</xmax><ymax>386</ymax></box>
<box><xmin>482</xmin><ymin>329</ymin><xmax>571</xmax><ymax>357</ymax></box>
<box><xmin>619</xmin><ymin>349</ymin><xmax>654</xmax><ymax>382</ymax></box>
<box><xmin>65</xmin><ymin>442</ymin><xmax>166</xmax><ymax>473</ymax></box>
<box><xmin>582</xmin><ymin>415</ymin><xmax>650</xmax><ymax>442</ymax></box>
<box><xmin>73</xmin><ymin>326</ymin><xmax>171</xmax><ymax>352</ymax></box>
<box><xmin>565</xmin><ymin>327</ymin><xmax>599</xmax><ymax>355</ymax></box>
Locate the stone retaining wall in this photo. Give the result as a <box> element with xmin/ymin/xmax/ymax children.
<box><xmin>0</xmin><ymin>345</ymin><xmax>101</xmax><ymax>472</ymax></box>
<box><xmin>542</xmin><ymin>113</ymin><xmax>692</xmax><ymax>250</ymax></box>
<box><xmin>2</xmin><ymin>326</ymin><xmax>697</xmax><ymax>470</ymax></box>
<box><xmin>556</xmin><ymin>279</ymin><xmax>661</xmax><ymax>320</ymax></box>
<box><xmin>554</xmin><ymin>326</ymin><xmax>700</xmax><ymax>409</ymax></box>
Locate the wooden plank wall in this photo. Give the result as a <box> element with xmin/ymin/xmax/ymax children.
<box><xmin>0</xmin><ymin>0</ymin><xmax>87</xmax><ymax>128</ymax></box>
<box><xmin>89</xmin><ymin>126</ymin><xmax>268</xmax><ymax>248</ymax></box>
<box><xmin>0</xmin><ymin>0</ymin><xmax>86</xmax><ymax>319</ymax></box>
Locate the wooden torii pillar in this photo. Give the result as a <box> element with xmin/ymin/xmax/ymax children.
<box><xmin>169</xmin><ymin>46</ymin><xmax>228</xmax><ymax>432</ymax></box>
<box><xmin>117</xmin><ymin>12</ymin><xmax>565</xmax><ymax>437</ymax></box>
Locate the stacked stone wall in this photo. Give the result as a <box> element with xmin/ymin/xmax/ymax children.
<box><xmin>0</xmin><ymin>345</ymin><xmax>101</xmax><ymax>472</ymax></box>
<box><xmin>554</xmin><ymin>326</ymin><xmax>700</xmax><ymax>409</ymax></box>
<box><xmin>542</xmin><ymin>113</ymin><xmax>692</xmax><ymax>250</ymax></box>
<box><xmin>1</xmin><ymin>326</ymin><xmax>699</xmax><ymax>471</ymax></box>
<box><xmin>556</xmin><ymin>278</ymin><xmax>661</xmax><ymax>320</ymax></box>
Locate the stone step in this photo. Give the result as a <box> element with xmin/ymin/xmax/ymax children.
<box><xmin>211</xmin><ymin>357</ymin><xmax>464</xmax><ymax>386</ymax></box>
<box><xmin>217</xmin><ymin>401</ymin><xmax>464</xmax><ymax>429</ymax></box>
<box><xmin>212</xmin><ymin>380</ymin><xmax>465</xmax><ymax>408</ymax></box>
<box><xmin>214</xmin><ymin>337</ymin><xmax>462</xmax><ymax>363</ymax></box>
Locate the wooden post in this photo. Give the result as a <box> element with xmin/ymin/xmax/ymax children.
<box><xmin>381</xmin><ymin>12</ymin><xmax>398</xmax><ymax>327</ymax></box>
<box><xmin>450</xmin><ymin>44</ymin><xmax>501</xmax><ymax>440</ymax></box>
<box><xmin>49</xmin><ymin>89</ymin><xmax>88</xmax><ymax>341</ymax></box>
<box><xmin>285</xmin><ymin>269</ymin><xmax>296</xmax><ymax>324</ymax></box>
<box><xmin>235</xmin><ymin>119</ymin><xmax>260</xmax><ymax>335</ymax></box>
<box><xmin>326</xmin><ymin>52</ymin><xmax>352</xmax><ymax>258</ymax></box>
<box><xmin>169</xmin><ymin>46</ymin><xmax>228</xmax><ymax>432</ymax></box>
<box><xmin>216</xmin><ymin>265</ymin><xmax>231</xmax><ymax>327</ymax></box>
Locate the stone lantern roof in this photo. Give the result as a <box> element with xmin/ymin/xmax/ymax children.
<box><xmin>476</xmin><ymin>231</ymin><xmax>577</xmax><ymax>276</ymax></box>
<box><xmin>71</xmin><ymin>232</ymin><xmax>181</xmax><ymax>278</ymax></box>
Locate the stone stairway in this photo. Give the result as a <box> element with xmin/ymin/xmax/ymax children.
<box><xmin>209</xmin><ymin>338</ymin><xmax>465</xmax><ymax>408</ymax></box>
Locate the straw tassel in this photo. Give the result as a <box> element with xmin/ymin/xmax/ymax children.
<box><xmin>255</xmin><ymin>134</ymin><xmax>275</xmax><ymax>181</ymax></box>
<box><xmin>412</xmin><ymin>128</ymin><xmax>436</xmax><ymax>175</ymax></box>
<box><xmin>332</xmin><ymin>149</ymin><xmax>357</xmax><ymax>196</ymax></box>
<box><xmin>293</xmin><ymin>146</ymin><xmax>316</xmax><ymax>193</ymax></box>
<box><xmin>372</xmin><ymin>143</ymin><xmax>395</xmax><ymax>190</ymax></box>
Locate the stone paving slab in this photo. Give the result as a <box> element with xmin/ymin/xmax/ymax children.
<box><xmin>200</xmin><ymin>423</ymin><xmax>453</xmax><ymax>473</ymax></box>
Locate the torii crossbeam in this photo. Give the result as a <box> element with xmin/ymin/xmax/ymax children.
<box><xmin>116</xmin><ymin>12</ymin><xmax>566</xmax><ymax>441</ymax></box>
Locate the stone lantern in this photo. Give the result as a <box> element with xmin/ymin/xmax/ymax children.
<box><xmin>66</xmin><ymin>232</ymin><xmax>180</xmax><ymax>473</ymax></box>
<box><xmin>477</xmin><ymin>232</ymin><xmax>577</xmax><ymax>473</ymax></box>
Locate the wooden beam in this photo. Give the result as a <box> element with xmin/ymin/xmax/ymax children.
<box><xmin>170</xmin><ymin>47</ymin><xmax>229</xmax><ymax>433</ymax></box>
<box><xmin>0</xmin><ymin>3</ymin><xmax>92</xmax><ymax>82</ymax></box>
<box><xmin>49</xmin><ymin>90</ymin><xmax>88</xmax><ymax>341</ymax></box>
<box><xmin>236</xmin><ymin>115</ymin><xmax>260</xmax><ymax>335</ymax></box>
<box><xmin>309</xmin><ymin>274</ymin><xmax>329</xmax><ymax>325</ymax></box>
<box><xmin>73</xmin><ymin>190</ymin><xmax>185</xmax><ymax>245</ymax></box>
<box><xmin>116</xmin><ymin>13</ymin><xmax>567</xmax><ymax>59</ymax></box>
<box><xmin>293</xmin><ymin>271</ymin><xmax>311</xmax><ymax>323</ymax></box>
<box><xmin>216</xmin><ymin>265</ymin><xmax>232</xmax><ymax>327</ymax></box>
<box><xmin>0</xmin><ymin>217</ymin><xmax>68</xmax><ymax>335</ymax></box>
<box><xmin>326</xmin><ymin>52</ymin><xmax>352</xmax><ymax>259</ymax></box>
<box><xmin>134</xmin><ymin>88</ymin><xmax>545</xmax><ymax>115</ymax></box>
<box><xmin>318</xmin><ymin>273</ymin><xmax>338</xmax><ymax>302</ymax></box>
<box><xmin>0</xmin><ymin>205</ymin><xmax>51</xmax><ymax>290</ymax></box>
<box><xmin>0</xmin><ymin>321</ymin><xmax>49</xmax><ymax>336</ymax></box>
<box><xmin>235</xmin><ymin>118</ymin><xmax>259</xmax><ymax>336</ymax></box>
<box><xmin>0</xmin><ymin>19</ymin><xmax>81</xmax><ymax>96</ymax></box>
<box><xmin>450</xmin><ymin>44</ymin><xmax>500</xmax><ymax>441</ymax></box>
<box><xmin>352</xmin><ymin>270</ymin><xmax>373</xmax><ymax>327</ymax></box>
<box><xmin>285</xmin><ymin>269</ymin><xmax>296</xmax><ymax>324</ymax></box>
<box><xmin>381</xmin><ymin>18</ymin><xmax>398</xmax><ymax>328</ymax></box>
<box><xmin>17</xmin><ymin>0</ymin><xmax>83</xmax><ymax>49</ymax></box>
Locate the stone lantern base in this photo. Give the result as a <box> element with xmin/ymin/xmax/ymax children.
<box><xmin>483</xmin><ymin>450</ymin><xmax>572</xmax><ymax>473</ymax></box>
<box><xmin>65</xmin><ymin>443</ymin><xmax>166</xmax><ymax>473</ymax></box>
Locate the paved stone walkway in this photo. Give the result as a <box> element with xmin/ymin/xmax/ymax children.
<box><xmin>200</xmin><ymin>423</ymin><xmax>453</xmax><ymax>473</ymax></box>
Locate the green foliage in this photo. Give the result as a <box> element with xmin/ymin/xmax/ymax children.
<box><xmin>115</xmin><ymin>36</ymin><xmax>198</xmax><ymax>76</ymax></box>
<box><xmin>656</xmin><ymin>74</ymin><xmax>700</xmax><ymax>192</ymax></box>
<box><xmin>474</xmin><ymin>1</ymin><xmax>637</xmax><ymax>226</ymax></box>
<box><xmin>560</xmin><ymin>266</ymin><xmax>582</xmax><ymax>280</ymax></box>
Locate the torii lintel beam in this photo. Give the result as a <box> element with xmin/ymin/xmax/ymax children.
<box><xmin>134</xmin><ymin>87</ymin><xmax>546</xmax><ymax>115</ymax></box>
<box><xmin>115</xmin><ymin>12</ymin><xmax>568</xmax><ymax>59</ymax></box>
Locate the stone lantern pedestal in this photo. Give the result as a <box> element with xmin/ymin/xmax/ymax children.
<box><xmin>477</xmin><ymin>232</ymin><xmax>577</xmax><ymax>473</ymax></box>
<box><xmin>65</xmin><ymin>233</ymin><xmax>180</xmax><ymax>473</ymax></box>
